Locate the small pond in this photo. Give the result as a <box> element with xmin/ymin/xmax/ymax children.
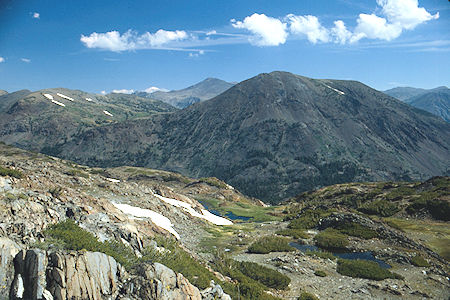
<box><xmin>199</xmin><ymin>201</ymin><xmax>253</xmax><ymax>221</ymax></box>
<box><xmin>289</xmin><ymin>242</ymin><xmax>391</xmax><ymax>269</ymax></box>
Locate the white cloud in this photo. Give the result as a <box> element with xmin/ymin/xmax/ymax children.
<box><xmin>287</xmin><ymin>14</ymin><xmax>329</xmax><ymax>44</ymax></box>
<box><xmin>378</xmin><ymin>0</ymin><xmax>439</xmax><ymax>30</ymax></box>
<box><xmin>353</xmin><ymin>13</ymin><xmax>403</xmax><ymax>42</ymax></box>
<box><xmin>32</xmin><ymin>12</ymin><xmax>40</xmax><ymax>19</ymax></box>
<box><xmin>331</xmin><ymin>20</ymin><xmax>353</xmax><ymax>44</ymax></box>
<box><xmin>188</xmin><ymin>50</ymin><xmax>205</xmax><ymax>57</ymax></box>
<box><xmin>112</xmin><ymin>89</ymin><xmax>134</xmax><ymax>94</ymax></box>
<box><xmin>0</xmin><ymin>57</ymin><xmax>4</xmax><ymax>63</ymax></box>
<box><xmin>143</xmin><ymin>86</ymin><xmax>169</xmax><ymax>93</ymax></box>
<box><xmin>21</xmin><ymin>58</ymin><xmax>31</xmax><ymax>63</ymax></box>
<box><xmin>81</xmin><ymin>29</ymin><xmax>188</xmax><ymax>52</ymax></box>
<box><xmin>231</xmin><ymin>13</ymin><xmax>288</xmax><ymax>46</ymax></box>
<box><xmin>206</xmin><ymin>30</ymin><xmax>217</xmax><ymax>36</ymax></box>
<box><xmin>100</xmin><ymin>90</ymin><xmax>107</xmax><ymax>95</ymax></box>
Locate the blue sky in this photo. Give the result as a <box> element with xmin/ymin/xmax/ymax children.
<box><xmin>0</xmin><ymin>0</ymin><xmax>448</xmax><ymax>94</ymax></box>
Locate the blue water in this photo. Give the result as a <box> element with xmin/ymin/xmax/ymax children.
<box><xmin>289</xmin><ymin>242</ymin><xmax>391</xmax><ymax>269</ymax></box>
<box><xmin>199</xmin><ymin>201</ymin><xmax>252</xmax><ymax>221</ymax></box>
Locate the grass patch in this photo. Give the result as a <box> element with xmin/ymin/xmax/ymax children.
<box><xmin>298</xmin><ymin>292</ymin><xmax>319</xmax><ymax>300</ymax></box>
<box><xmin>0</xmin><ymin>166</ymin><xmax>23</xmax><ymax>178</ymax></box>
<box><xmin>43</xmin><ymin>219</ymin><xmax>137</xmax><ymax>269</ymax></box>
<box><xmin>410</xmin><ymin>255</ymin><xmax>430</xmax><ymax>267</ymax></box>
<box><xmin>199</xmin><ymin>177</ymin><xmax>229</xmax><ymax>189</ymax></box>
<box><xmin>288</xmin><ymin>209</ymin><xmax>331</xmax><ymax>229</ymax></box>
<box><xmin>237</xmin><ymin>261</ymin><xmax>290</xmax><ymax>289</ymax></box>
<box><xmin>407</xmin><ymin>198</ymin><xmax>450</xmax><ymax>221</ymax></box>
<box><xmin>314</xmin><ymin>270</ymin><xmax>327</xmax><ymax>277</ymax></box>
<box><xmin>314</xmin><ymin>228</ymin><xmax>349</xmax><ymax>250</ymax></box>
<box><xmin>358</xmin><ymin>199</ymin><xmax>400</xmax><ymax>217</ymax></box>
<box><xmin>248</xmin><ymin>236</ymin><xmax>294</xmax><ymax>254</ymax></box>
<box><xmin>276</xmin><ymin>228</ymin><xmax>309</xmax><ymax>239</ymax></box>
<box><xmin>335</xmin><ymin>222</ymin><xmax>378</xmax><ymax>239</ymax></box>
<box><xmin>65</xmin><ymin>168</ymin><xmax>89</xmax><ymax>178</ymax></box>
<box><xmin>337</xmin><ymin>259</ymin><xmax>404</xmax><ymax>281</ymax></box>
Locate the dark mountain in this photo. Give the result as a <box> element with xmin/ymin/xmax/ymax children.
<box><xmin>52</xmin><ymin>72</ymin><xmax>449</xmax><ymax>203</ymax></box>
<box><xmin>383</xmin><ymin>87</ymin><xmax>427</xmax><ymax>101</ymax></box>
<box><xmin>0</xmin><ymin>88</ymin><xmax>175</xmax><ymax>153</ymax></box>
<box><xmin>137</xmin><ymin>78</ymin><xmax>235</xmax><ymax>108</ymax></box>
<box><xmin>384</xmin><ymin>86</ymin><xmax>449</xmax><ymax>122</ymax></box>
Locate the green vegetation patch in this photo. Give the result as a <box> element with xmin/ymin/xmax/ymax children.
<box><xmin>358</xmin><ymin>199</ymin><xmax>400</xmax><ymax>217</ymax></box>
<box><xmin>337</xmin><ymin>259</ymin><xmax>403</xmax><ymax>281</ymax></box>
<box><xmin>314</xmin><ymin>270</ymin><xmax>327</xmax><ymax>277</ymax></box>
<box><xmin>407</xmin><ymin>198</ymin><xmax>450</xmax><ymax>221</ymax></box>
<box><xmin>248</xmin><ymin>236</ymin><xmax>294</xmax><ymax>254</ymax></box>
<box><xmin>298</xmin><ymin>292</ymin><xmax>319</xmax><ymax>300</ymax></box>
<box><xmin>43</xmin><ymin>219</ymin><xmax>137</xmax><ymax>269</ymax></box>
<box><xmin>0</xmin><ymin>166</ymin><xmax>23</xmax><ymax>178</ymax></box>
<box><xmin>199</xmin><ymin>177</ymin><xmax>229</xmax><ymax>189</ymax></box>
<box><xmin>237</xmin><ymin>261</ymin><xmax>290</xmax><ymax>289</ymax></box>
<box><xmin>288</xmin><ymin>209</ymin><xmax>331</xmax><ymax>229</ymax></box>
<box><xmin>276</xmin><ymin>228</ymin><xmax>309</xmax><ymax>239</ymax></box>
<box><xmin>334</xmin><ymin>222</ymin><xmax>378</xmax><ymax>239</ymax></box>
<box><xmin>410</xmin><ymin>255</ymin><xmax>430</xmax><ymax>267</ymax></box>
<box><xmin>314</xmin><ymin>228</ymin><xmax>349</xmax><ymax>250</ymax></box>
<box><xmin>65</xmin><ymin>168</ymin><xmax>89</xmax><ymax>178</ymax></box>
<box><xmin>305</xmin><ymin>250</ymin><xmax>336</xmax><ymax>260</ymax></box>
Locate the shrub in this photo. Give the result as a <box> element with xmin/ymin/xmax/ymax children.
<box><xmin>335</xmin><ymin>222</ymin><xmax>378</xmax><ymax>239</ymax></box>
<box><xmin>288</xmin><ymin>209</ymin><xmax>330</xmax><ymax>229</ymax></box>
<box><xmin>238</xmin><ymin>261</ymin><xmax>290</xmax><ymax>289</ymax></box>
<box><xmin>199</xmin><ymin>177</ymin><xmax>228</xmax><ymax>189</ymax></box>
<box><xmin>410</xmin><ymin>255</ymin><xmax>430</xmax><ymax>267</ymax></box>
<box><xmin>276</xmin><ymin>228</ymin><xmax>309</xmax><ymax>239</ymax></box>
<box><xmin>44</xmin><ymin>219</ymin><xmax>136</xmax><ymax>269</ymax></box>
<box><xmin>358</xmin><ymin>200</ymin><xmax>400</xmax><ymax>217</ymax></box>
<box><xmin>49</xmin><ymin>187</ymin><xmax>63</xmax><ymax>198</ymax></box>
<box><xmin>0</xmin><ymin>166</ymin><xmax>23</xmax><ymax>178</ymax></box>
<box><xmin>336</xmin><ymin>259</ymin><xmax>403</xmax><ymax>281</ymax></box>
<box><xmin>314</xmin><ymin>270</ymin><xmax>327</xmax><ymax>277</ymax></box>
<box><xmin>298</xmin><ymin>292</ymin><xmax>319</xmax><ymax>300</ymax></box>
<box><xmin>406</xmin><ymin>198</ymin><xmax>450</xmax><ymax>221</ymax></box>
<box><xmin>248</xmin><ymin>236</ymin><xmax>294</xmax><ymax>254</ymax></box>
<box><xmin>65</xmin><ymin>168</ymin><xmax>89</xmax><ymax>178</ymax></box>
<box><xmin>314</xmin><ymin>229</ymin><xmax>349</xmax><ymax>250</ymax></box>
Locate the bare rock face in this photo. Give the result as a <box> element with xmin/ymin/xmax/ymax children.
<box><xmin>0</xmin><ymin>238</ymin><xmax>21</xmax><ymax>299</ymax></box>
<box><xmin>125</xmin><ymin>262</ymin><xmax>202</xmax><ymax>300</ymax></box>
<box><xmin>9</xmin><ymin>249</ymin><xmax>121</xmax><ymax>300</ymax></box>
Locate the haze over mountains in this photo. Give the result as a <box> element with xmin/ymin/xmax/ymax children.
<box><xmin>135</xmin><ymin>78</ymin><xmax>235</xmax><ymax>108</ymax></box>
<box><xmin>2</xmin><ymin>71</ymin><xmax>447</xmax><ymax>203</ymax></box>
<box><xmin>384</xmin><ymin>86</ymin><xmax>450</xmax><ymax>122</ymax></box>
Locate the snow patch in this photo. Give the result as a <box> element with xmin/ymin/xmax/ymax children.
<box><xmin>154</xmin><ymin>194</ymin><xmax>233</xmax><ymax>226</ymax></box>
<box><xmin>112</xmin><ymin>202</ymin><xmax>180</xmax><ymax>239</ymax></box>
<box><xmin>103</xmin><ymin>110</ymin><xmax>113</xmax><ymax>117</ymax></box>
<box><xmin>56</xmin><ymin>93</ymin><xmax>74</xmax><ymax>101</ymax></box>
<box><xmin>51</xmin><ymin>100</ymin><xmax>65</xmax><ymax>107</ymax></box>
<box><xmin>86</xmin><ymin>97</ymin><xmax>93</xmax><ymax>102</ymax></box>
<box><xmin>324</xmin><ymin>84</ymin><xmax>345</xmax><ymax>95</ymax></box>
<box><xmin>43</xmin><ymin>93</ymin><xmax>53</xmax><ymax>100</ymax></box>
<box><xmin>106</xmin><ymin>178</ymin><xmax>120</xmax><ymax>183</ymax></box>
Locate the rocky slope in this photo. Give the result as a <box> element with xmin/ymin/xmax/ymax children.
<box><xmin>0</xmin><ymin>144</ymin><xmax>449</xmax><ymax>299</ymax></box>
<box><xmin>137</xmin><ymin>78</ymin><xmax>234</xmax><ymax>108</ymax></box>
<box><xmin>0</xmin><ymin>88</ymin><xmax>175</xmax><ymax>154</ymax></box>
<box><xmin>56</xmin><ymin>71</ymin><xmax>450</xmax><ymax>203</ymax></box>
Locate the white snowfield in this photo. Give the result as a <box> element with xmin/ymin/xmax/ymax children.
<box><xmin>324</xmin><ymin>84</ymin><xmax>345</xmax><ymax>95</ymax></box>
<box><xmin>106</xmin><ymin>178</ymin><xmax>120</xmax><ymax>183</ymax></box>
<box><xmin>112</xmin><ymin>202</ymin><xmax>180</xmax><ymax>239</ymax></box>
<box><xmin>51</xmin><ymin>100</ymin><xmax>65</xmax><ymax>107</ymax></box>
<box><xmin>85</xmin><ymin>97</ymin><xmax>93</xmax><ymax>102</ymax></box>
<box><xmin>154</xmin><ymin>194</ymin><xmax>233</xmax><ymax>226</ymax></box>
<box><xmin>43</xmin><ymin>93</ymin><xmax>53</xmax><ymax>100</ymax></box>
<box><xmin>56</xmin><ymin>93</ymin><xmax>74</xmax><ymax>101</ymax></box>
<box><xmin>103</xmin><ymin>110</ymin><xmax>113</xmax><ymax>117</ymax></box>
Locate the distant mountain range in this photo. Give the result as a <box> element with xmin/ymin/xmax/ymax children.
<box><xmin>135</xmin><ymin>78</ymin><xmax>235</xmax><ymax>108</ymax></box>
<box><xmin>2</xmin><ymin>71</ymin><xmax>444</xmax><ymax>203</ymax></box>
<box><xmin>384</xmin><ymin>86</ymin><xmax>449</xmax><ymax>122</ymax></box>
<box><xmin>0</xmin><ymin>88</ymin><xmax>175</xmax><ymax>152</ymax></box>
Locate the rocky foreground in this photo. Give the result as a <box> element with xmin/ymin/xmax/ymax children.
<box><xmin>0</xmin><ymin>142</ymin><xmax>449</xmax><ymax>299</ymax></box>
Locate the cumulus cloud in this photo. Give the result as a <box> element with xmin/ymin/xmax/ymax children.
<box><xmin>231</xmin><ymin>0</ymin><xmax>438</xmax><ymax>45</ymax></box>
<box><xmin>189</xmin><ymin>50</ymin><xmax>205</xmax><ymax>57</ymax></box>
<box><xmin>112</xmin><ymin>89</ymin><xmax>134</xmax><ymax>94</ymax></box>
<box><xmin>21</xmin><ymin>58</ymin><xmax>31</xmax><ymax>63</ymax></box>
<box><xmin>81</xmin><ymin>29</ymin><xmax>188</xmax><ymax>52</ymax></box>
<box><xmin>231</xmin><ymin>13</ymin><xmax>288</xmax><ymax>46</ymax></box>
<box><xmin>0</xmin><ymin>57</ymin><xmax>4</xmax><ymax>63</ymax></box>
<box><xmin>32</xmin><ymin>12</ymin><xmax>40</xmax><ymax>19</ymax></box>
<box><xmin>287</xmin><ymin>14</ymin><xmax>329</xmax><ymax>43</ymax></box>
